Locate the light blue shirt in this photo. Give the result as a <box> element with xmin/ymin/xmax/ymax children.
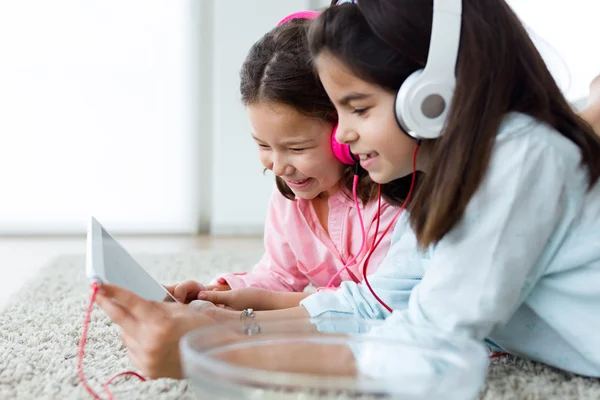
<box><xmin>301</xmin><ymin>113</ymin><xmax>600</xmax><ymax>377</ymax></box>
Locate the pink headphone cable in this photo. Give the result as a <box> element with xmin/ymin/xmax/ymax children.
<box><xmin>78</xmin><ymin>282</ymin><xmax>146</xmax><ymax>399</ymax></box>
<box><xmin>326</xmin><ymin>167</ymin><xmax>368</xmax><ymax>288</ymax></box>
<box><xmin>362</xmin><ymin>145</ymin><xmax>420</xmax><ymax>312</ymax></box>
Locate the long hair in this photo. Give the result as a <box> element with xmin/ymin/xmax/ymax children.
<box><xmin>310</xmin><ymin>0</ymin><xmax>600</xmax><ymax>247</ymax></box>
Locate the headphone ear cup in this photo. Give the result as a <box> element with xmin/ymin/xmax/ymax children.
<box><xmin>395</xmin><ymin>70</ymin><xmax>424</xmax><ymax>140</ymax></box>
<box><xmin>331</xmin><ymin>125</ymin><xmax>356</xmax><ymax>165</ymax></box>
<box><xmin>395</xmin><ymin>69</ymin><xmax>455</xmax><ymax>140</ymax></box>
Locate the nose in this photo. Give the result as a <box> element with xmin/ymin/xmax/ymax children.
<box><xmin>335</xmin><ymin>117</ymin><xmax>359</xmax><ymax>145</ymax></box>
<box><xmin>266</xmin><ymin>152</ymin><xmax>294</xmax><ymax>177</ymax></box>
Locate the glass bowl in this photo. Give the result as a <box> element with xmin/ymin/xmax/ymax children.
<box><xmin>180</xmin><ymin>317</ymin><xmax>488</xmax><ymax>400</ymax></box>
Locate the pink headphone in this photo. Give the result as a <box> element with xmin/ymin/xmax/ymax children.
<box><xmin>277</xmin><ymin>11</ymin><xmax>356</xmax><ymax>165</ymax></box>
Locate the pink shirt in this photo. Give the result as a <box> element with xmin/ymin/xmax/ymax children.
<box><xmin>213</xmin><ymin>186</ymin><xmax>398</xmax><ymax>291</ymax></box>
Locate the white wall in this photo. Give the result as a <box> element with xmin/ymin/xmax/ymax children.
<box><xmin>0</xmin><ymin>0</ymin><xmax>597</xmax><ymax>235</ymax></box>
<box><xmin>210</xmin><ymin>0</ymin><xmax>320</xmax><ymax>235</ymax></box>
<box><xmin>507</xmin><ymin>0</ymin><xmax>600</xmax><ymax>103</ymax></box>
<box><xmin>0</xmin><ymin>0</ymin><xmax>208</xmax><ymax>234</ymax></box>
<box><xmin>0</xmin><ymin>0</ymin><xmax>323</xmax><ymax>235</ymax></box>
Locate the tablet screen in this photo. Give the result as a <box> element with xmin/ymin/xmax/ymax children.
<box><xmin>99</xmin><ymin>226</ymin><xmax>177</xmax><ymax>303</ymax></box>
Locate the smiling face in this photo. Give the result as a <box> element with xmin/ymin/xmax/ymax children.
<box><xmin>315</xmin><ymin>52</ymin><xmax>418</xmax><ymax>184</ymax></box>
<box><xmin>248</xmin><ymin>101</ymin><xmax>345</xmax><ymax>199</ymax></box>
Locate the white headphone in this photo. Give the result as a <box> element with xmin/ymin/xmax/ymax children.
<box><xmin>394</xmin><ymin>0</ymin><xmax>462</xmax><ymax>140</ymax></box>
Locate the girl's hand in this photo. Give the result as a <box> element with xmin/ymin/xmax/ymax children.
<box><xmin>198</xmin><ymin>288</ymin><xmax>310</xmax><ymax>311</ymax></box>
<box><xmin>95</xmin><ymin>283</ymin><xmax>224</xmax><ymax>379</ymax></box>
<box><xmin>164</xmin><ymin>280</ymin><xmax>231</xmax><ymax>304</ymax></box>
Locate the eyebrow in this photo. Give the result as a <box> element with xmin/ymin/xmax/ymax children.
<box><xmin>338</xmin><ymin>92</ymin><xmax>372</xmax><ymax>107</ymax></box>
<box><xmin>251</xmin><ymin>134</ymin><xmax>314</xmax><ymax>146</ymax></box>
<box><xmin>280</xmin><ymin>138</ymin><xmax>315</xmax><ymax>146</ymax></box>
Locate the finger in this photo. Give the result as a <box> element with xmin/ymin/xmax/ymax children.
<box><xmin>205</xmin><ymin>284</ymin><xmax>231</xmax><ymax>291</ymax></box>
<box><xmin>173</xmin><ymin>282</ymin><xmax>193</xmax><ymax>303</ymax></box>
<box><xmin>162</xmin><ymin>284</ymin><xmax>176</xmax><ymax>296</ymax></box>
<box><xmin>97</xmin><ymin>283</ymin><xmax>160</xmax><ymax>320</ymax></box>
<box><xmin>197</xmin><ymin>290</ymin><xmax>231</xmax><ymax>305</ymax></box>
<box><xmin>163</xmin><ymin>291</ymin><xmax>178</xmax><ymax>302</ymax></box>
<box><xmin>174</xmin><ymin>281</ymin><xmax>205</xmax><ymax>303</ymax></box>
<box><xmin>95</xmin><ymin>294</ymin><xmax>138</xmax><ymax>334</ymax></box>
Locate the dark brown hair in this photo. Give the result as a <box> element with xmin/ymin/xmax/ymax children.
<box><xmin>311</xmin><ymin>0</ymin><xmax>600</xmax><ymax>248</ymax></box>
<box><xmin>240</xmin><ymin>18</ymin><xmax>378</xmax><ymax>204</ymax></box>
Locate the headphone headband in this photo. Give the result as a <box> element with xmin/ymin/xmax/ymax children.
<box><xmin>395</xmin><ymin>0</ymin><xmax>462</xmax><ymax>140</ymax></box>
<box><xmin>277</xmin><ymin>10</ymin><xmax>320</xmax><ymax>26</ymax></box>
<box><xmin>276</xmin><ymin>9</ymin><xmax>356</xmax><ymax>165</ymax></box>
<box><xmin>423</xmin><ymin>1</ymin><xmax>461</xmax><ymax>82</ymax></box>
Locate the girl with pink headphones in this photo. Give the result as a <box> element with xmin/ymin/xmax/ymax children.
<box><xmin>165</xmin><ymin>12</ymin><xmax>403</xmax><ymax>307</ymax></box>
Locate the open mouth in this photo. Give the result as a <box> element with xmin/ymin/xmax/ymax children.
<box><xmin>288</xmin><ymin>178</ymin><xmax>309</xmax><ymax>184</ymax></box>
<box><xmin>285</xmin><ymin>178</ymin><xmax>313</xmax><ymax>189</ymax></box>
<box><xmin>357</xmin><ymin>152</ymin><xmax>378</xmax><ymax>160</ymax></box>
<box><xmin>356</xmin><ymin>152</ymin><xmax>380</xmax><ymax>169</ymax></box>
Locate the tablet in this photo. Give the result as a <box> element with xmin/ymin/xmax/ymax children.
<box><xmin>86</xmin><ymin>216</ymin><xmax>178</xmax><ymax>302</ymax></box>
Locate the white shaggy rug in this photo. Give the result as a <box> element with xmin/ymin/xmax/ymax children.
<box><xmin>1</xmin><ymin>251</ymin><xmax>599</xmax><ymax>399</ymax></box>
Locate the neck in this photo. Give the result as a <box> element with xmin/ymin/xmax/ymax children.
<box><xmin>320</xmin><ymin>183</ymin><xmax>339</xmax><ymax>200</ymax></box>
<box><xmin>414</xmin><ymin>141</ymin><xmax>433</xmax><ymax>174</ymax></box>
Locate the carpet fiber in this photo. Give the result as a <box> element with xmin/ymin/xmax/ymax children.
<box><xmin>1</xmin><ymin>251</ymin><xmax>599</xmax><ymax>399</ymax></box>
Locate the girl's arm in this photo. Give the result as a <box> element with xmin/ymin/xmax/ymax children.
<box><xmin>215</xmin><ymin>340</ymin><xmax>356</xmax><ymax>376</ymax></box>
<box><xmin>199</xmin><ymin>288</ymin><xmax>312</xmax><ymax>311</ymax></box>
<box><xmin>96</xmin><ymin>283</ymin><xmax>353</xmax><ymax>380</ymax></box>
<box><xmin>201</xmin><ymin>306</ymin><xmax>359</xmax><ymax>376</ymax></box>
<box><xmin>354</xmin><ymin>120</ymin><xmax>573</xmax><ymax>378</ymax></box>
